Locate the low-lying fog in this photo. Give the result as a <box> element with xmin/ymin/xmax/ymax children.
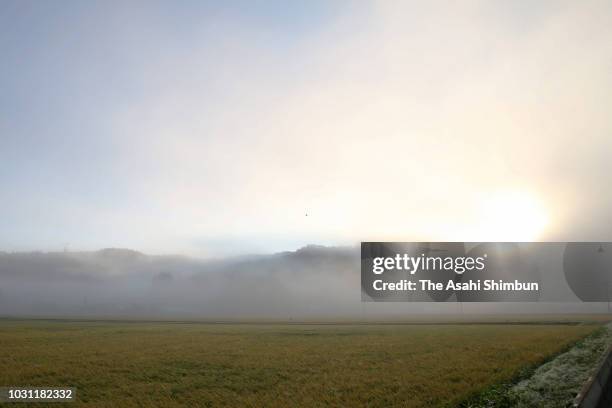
<box><xmin>0</xmin><ymin>245</ymin><xmax>606</xmax><ymax>320</ymax></box>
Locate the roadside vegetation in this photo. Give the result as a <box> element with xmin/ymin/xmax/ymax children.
<box><xmin>459</xmin><ymin>324</ymin><xmax>612</xmax><ymax>408</ymax></box>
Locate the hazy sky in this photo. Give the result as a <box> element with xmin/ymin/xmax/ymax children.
<box><xmin>1</xmin><ymin>0</ymin><xmax>611</xmax><ymax>257</ymax></box>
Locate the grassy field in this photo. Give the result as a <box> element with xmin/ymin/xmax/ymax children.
<box><xmin>0</xmin><ymin>320</ymin><xmax>599</xmax><ymax>407</ymax></box>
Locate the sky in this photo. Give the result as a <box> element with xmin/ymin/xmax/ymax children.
<box><xmin>1</xmin><ymin>0</ymin><xmax>612</xmax><ymax>257</ymax></box>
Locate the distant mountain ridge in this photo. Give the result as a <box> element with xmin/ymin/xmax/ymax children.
<box><xmin>0</xmin><ymin>245</ymin><xmax>360</xmax><ymax>318</ymax></box>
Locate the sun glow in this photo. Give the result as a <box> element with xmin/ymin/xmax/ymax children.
<box><xmin>476</xmin><ymin>190</ymin><xmax>550</xmax><ymax>241</ymax></box>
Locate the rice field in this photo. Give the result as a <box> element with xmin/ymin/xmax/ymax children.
<box><xmin>0</xmin><ymin>320</ymin><xmax>599</xmax><ymax>407</ymax></box>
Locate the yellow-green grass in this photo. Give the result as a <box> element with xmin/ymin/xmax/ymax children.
<box><xmin>0</xmin><ymin>320</ymin><xmax>598</xmax><ymax>407</ymax></box>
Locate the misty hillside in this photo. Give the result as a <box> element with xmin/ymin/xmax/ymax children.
<box><xmin>0</xmin><ymin>246</ymin><xmax>360</xmax><ymax>318</ymax></box>
<box><xmin>0</xmin><ymin>245</ymin><xmax>601</xmax><ymax>319</ymax></box>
